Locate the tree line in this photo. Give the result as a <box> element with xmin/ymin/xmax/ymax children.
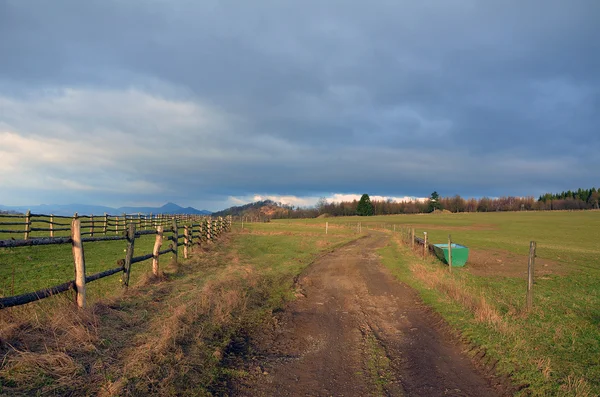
<box><xmin>213</xmin><ymin>187</ymin><xmax>599</xmax><ymax>220</ymax></box>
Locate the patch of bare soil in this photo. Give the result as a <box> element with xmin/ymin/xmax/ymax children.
<box><xmin>466</xmin><ymin>249</ymin><xmax>566</xmax><ymax>278</ymax></box>
<box><xmin>232</xmin><ymin>233</ymin><xmax>510</xmax><ymax>396</ymax></box>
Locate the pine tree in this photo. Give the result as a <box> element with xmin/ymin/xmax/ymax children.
<box><xmin>356</xmin><ymin>194</ymin><xmax>374</xmax><ymax>216</ymax></box>
<box><xmin>428</xmin><ymin>191</ymin><xmax>442</xmax><ymax>212</ymax></box>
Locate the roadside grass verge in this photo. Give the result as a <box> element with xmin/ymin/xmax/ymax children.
<box><xmin>0</xmin><ymin>224</ymin><xmax>357</xmax><ymax>395</ymax></box>
<box><xmin>378</xmin><ymin>236</ymin><xmax>598</xmax><ymax>396</ymax></box>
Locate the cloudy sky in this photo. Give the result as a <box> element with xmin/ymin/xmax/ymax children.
<box><xmin>1</xmin><ymin>1</ymin><xmax>598</xmax><ymax>211</ymax></box>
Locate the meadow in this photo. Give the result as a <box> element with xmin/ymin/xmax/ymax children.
<box><xmin>275</xmin><ymin>211</ymin><xmax>600</xmax><ymax>396</ymax></box>
<box><xmin>0</xmin><ymin>214</ymin><xmax>181</xmax><ymax>302</ymax></box>
<box><xmin>1</xmin><ymin>211</ymin><xmax>599</xmax><ymax>395</ymax></box>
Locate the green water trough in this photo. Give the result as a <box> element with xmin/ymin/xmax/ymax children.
<box><xmin>433</xmin><ymin>243</ymin><xmax>469</xmax><ymax>267</ymax></box>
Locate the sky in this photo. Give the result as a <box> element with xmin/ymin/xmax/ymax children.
<box><xmin>0</xmin><ymin>0</ymin><xmax>599</xmax><ymax>211</ymax></box>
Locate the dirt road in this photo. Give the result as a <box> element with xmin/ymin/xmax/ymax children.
<box><xmin>233</xmin><ymin>232</ymin><xmax>504</xmax><ymax>396</ymax></box>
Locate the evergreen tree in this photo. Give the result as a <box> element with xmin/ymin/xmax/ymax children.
<box><xmin>428</xmin><ymin>191</ymin><xmax>442</xmax><ymax>212</ymax></box>
<box><xmin>356</xmin><ymin>194</ymin><xmax>374</xmax><ymax>216</ymax></box>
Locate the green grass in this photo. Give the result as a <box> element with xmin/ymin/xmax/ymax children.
<box><xmin>279</xmin><ymin>211</ymin><xmax>600</xmax><ymax>269</ymax></box>
<box><xmin>369</xmin><ymin>211</ymin><xmax>600</xmax><ymax>396</ymax></box>
<box><xmin>0</xmin><ymin>216</ymin><xmax>184</xmax><ymax>302</ymax></box>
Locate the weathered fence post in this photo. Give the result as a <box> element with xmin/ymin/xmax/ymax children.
<box><xmin>184</xmin><ymin>225</ymin><xmax>189</xmax><ymax>259</ymax></box>
<box><xmin>123</xmin><ymin>223</ymin><xmax>136</xmax><ymax>287</ymax></box>
<box><xmin>90</xmin><ymin>214</ymin><xmax>94</xmax><ymax>237</ymax></box>
<box><xmin>103</xmin><ymin>213</ymin><xmax>108</xmax><ymax>235</ymax></box>
<box><xmin>152</xmin><ymin>226</ymin><xmax>163</xmax><ymax>276</ymax></box>
<box><xmin>115</xmin><ymin>215</ymin><xmax>119</xmax><ymax>234</ymax></box>
<box><xmin>448</xmin><ymin>234</ymin><xmax>453</xmax><ymax>272</ymax></box>
<box><xmin>71</xmin><ymin>215</ymin><xmax>86</xmax><ymax>308</ymax></box>
<box><xmin>172</xmin><ymin>218</ymin><xmax>178</xmax><ymax>260</ymax></box>
<box><xmin>423</xmin><ymin>232</ymin><xmax>428</xmax><ymax>257</ymax></box>
<box><xmin>50</xmin><ymin>214</ymin><xmax>54</xmax><ymax>238</ymax></box>
<box><xmin>190</xmin><ymin>223</ymin><xmax>195</xmax><ymax>253</ymax></box>
<box><xmin>207</xmin><ymin>218</ymin><xmax>212</xmax><ymax>242</ymax></box>
<box><xmin>24</xmin><ymin>210</ymin><xmax>31</xmax><ymax>240</ymax></box>
<box><xmin>411</xmin><ymin>228</ymin><xmax>415</xmax><ymax>249</ymax></box>
<box><xmin>527</xmin><ymin>241</ymin><xmax>537</xmax><ymax>310</ymax></box>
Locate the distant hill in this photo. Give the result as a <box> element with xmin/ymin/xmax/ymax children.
<box><xmin>0</xmin><ymin>202</ymin><xmax>211</xmax><ymax>217</ymax></box>
<box><xmin>212</xmin><ymin>199</ymin><xmax>290</xmax><ymax>218</ymax></box>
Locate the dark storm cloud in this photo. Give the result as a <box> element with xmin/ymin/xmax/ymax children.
<box><xmin>0</xmin><ymin>0</ymin><xmax>599</xmax><ymax>210</ymax></box>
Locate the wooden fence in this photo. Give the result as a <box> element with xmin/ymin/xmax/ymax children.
<box><xmin>0</xmin><ymin>212</ymin><xmax>232</xmax><ymax>309</ymax></box>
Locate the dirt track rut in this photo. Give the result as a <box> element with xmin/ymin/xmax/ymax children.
<box><xmin>234</xmin><ymin>232</ymin><xmax>502</xmax><ymax>396</ymax></box>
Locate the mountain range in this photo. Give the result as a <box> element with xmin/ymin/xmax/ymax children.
<box><xmin>0</xmin><ymin>202</ymin><xmax>212</xmax><ymax>217</ymax></box>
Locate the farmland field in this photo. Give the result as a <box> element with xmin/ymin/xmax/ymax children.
<box><xmin>1</xmin><ymin>211</ymin><xmax>599</xmax><ymax>395</ymax></box>
<box><xmin>274</xmin><ymin>211</ymin><xmax>600</xmax><ymax>395</ymax></box>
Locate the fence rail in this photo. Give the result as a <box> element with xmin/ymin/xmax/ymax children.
<box><xmin>0</xmin><ymin>212</ymin><xmax>232</xmax><ymax>309</ymax></box>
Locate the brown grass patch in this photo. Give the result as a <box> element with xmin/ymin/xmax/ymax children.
<box><xmin>393</xmin><ymin>236</ymin><xmax>509</xmax><ymax>332</ymax></box>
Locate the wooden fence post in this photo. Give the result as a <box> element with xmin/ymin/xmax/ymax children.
<box><xmin>24</xmin><ymin>210</ymin><xmax>31</xmax><ymax>240</ymax></box>
<box><xmin>152</xmin><ymin>226</ymin><xmax>163</xmax><ymax>276</ymax></box>
<box><xmin>123</xmin><ymin>223</ymin><xmax>136</xmax><ymax>287</ymax></box>
<box><xmin>207</xmin><ymin>218</ymin><xmax>212</xmax><ymax>242</ymax></box>
<box><xmin>326</xmin><ymin>222</ymin><xmax>328</xmax><ymax>234</ymax></box>
<box><xmin>172</xmin><ymin>218</ymin><xmax>178</xmax><ymax>260</ymax></box>
<box><xmin>190</xmin><ymin>223</ymin><xmax>195</xmax><ymax>253</ymax></box>
<box><xmin>448</xmin><ymin>234</ymin><xmax>453</xmax><ymax>272</ymax></box>
<box><xmin>527</xmin><ymin>241</ymin><xmax>537</xmax><ymax>310</ymax></box>
<box><xmin>411</xmin><ymin>228</ymin><xmax>415</xmax><ymax>249</ymax></box>
<box><xmin>90</xmin><ymin>214</ymin><xmax>94</xmax><ymax>237</ymax></box>
<box><xmin>50</xmin><ymin>214</ymin><xmax>54</xmax><ymax>238</ymax></box>
<box><xmin>184</xmin><ymin>225</ymin><xmax>189</xmax><ymax>259</ymax></box>
<box><xmin>116</xmin><ymin>215</ymin><xmax>119</xmax><ymax>234</ymax></box>
<box><xmin>423</xmin><ymin>232</ymin><xmax>428</xmax><ymax>257</ymax></box>
<box><xmin>71</xmin><ymin>215</ymin><xmax>86</xmax><ymax>307</ymax></box>
<box><xmin>103</xmin><ymin>213</ymin><xmax>108</xmax><ymax>235</ymax></box>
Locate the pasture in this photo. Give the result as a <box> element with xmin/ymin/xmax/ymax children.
<box><xmin>1</xmin><ymin>211</ymin><xmax>599</xmax><ymax>395</ymax></box>
<box><xmin>275</xmin><ymin>211</ymin><xmax>600</xmax><ymax>395</ymax></box>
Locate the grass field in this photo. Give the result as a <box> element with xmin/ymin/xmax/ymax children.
<box><xmin>0</xmin><ymin>222</ymin><xmax>359</xmax><ymax>395</ymax></box>
<box><xmin>277</xmin><ymin>211</ymin><xmax>600</xmax><ymax>396</ymax></box>
<box><xmin>0</xmin><ymin>214</ymin><xmax>184</xmax><ymax>302</ymax></box>
<box><xmin>2</xmin><ymin>212</ymin><xmax>599</xmax><ymax>395</ymax></box>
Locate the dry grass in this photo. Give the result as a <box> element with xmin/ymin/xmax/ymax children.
<box><xmin>0</xmin><ymin>302</ymin><xmax>100</xmax><ymax>395</ymax></box>
<box><xmin>1</xmin><ymin>238</ymin><xmax>247</xmax><ymax>396</ymax></box>
<box><xmin>558</xmin><ymin>375</ymin><xmax>594</xmax><ymax>397</ymax></box>
<box><xmin>393</xmin><ymin>236</ymin><xmax>507</xmax><ymax>331</ymax></box>
<box><xmin>1</xmin><ymin>232</ymin><xmax>288</xmax><ymax>396</ymax></box>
